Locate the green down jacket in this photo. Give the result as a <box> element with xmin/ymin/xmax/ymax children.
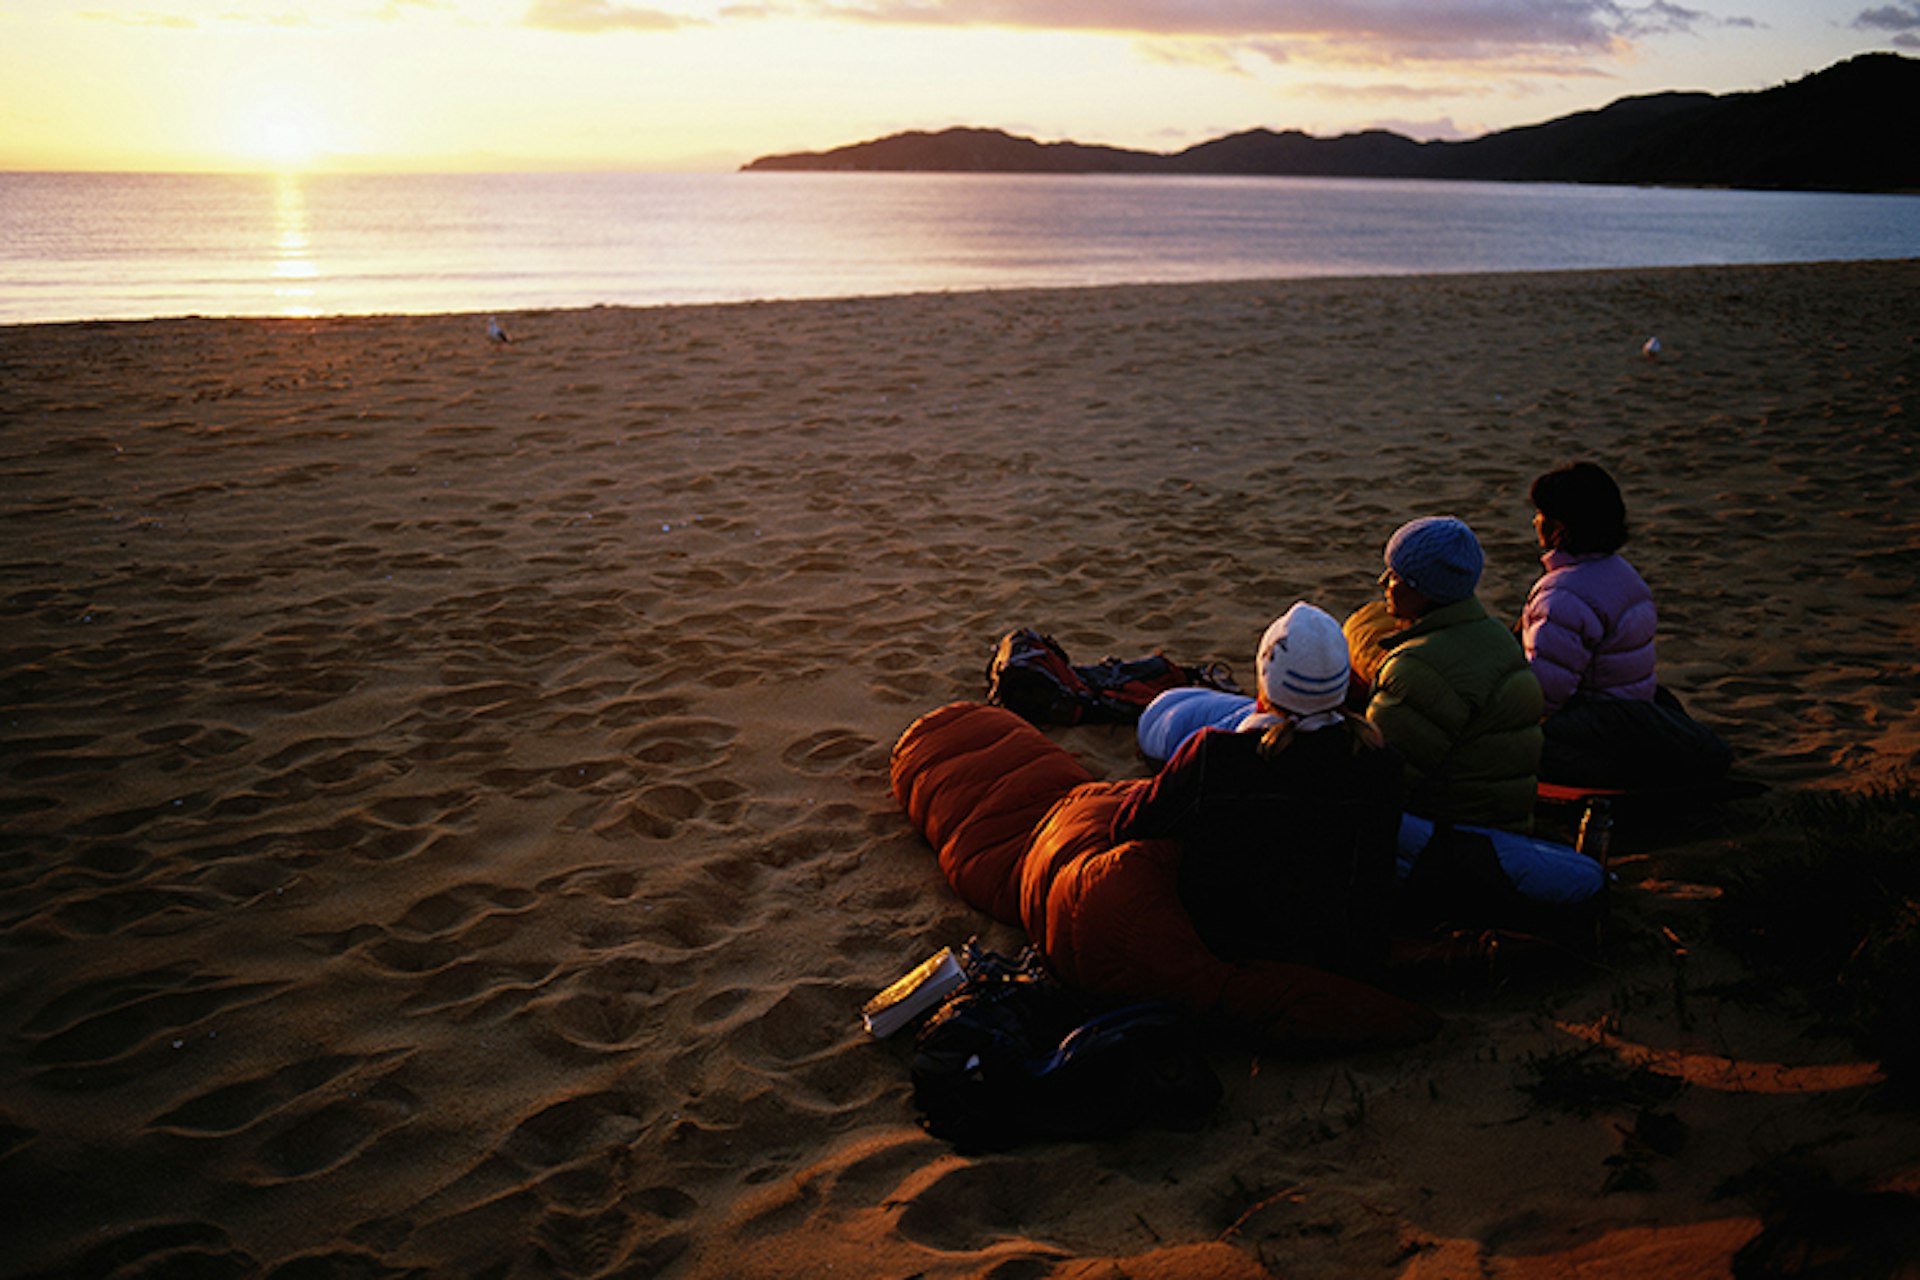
<box><xmin>1348</xmin><ymin>597</ymin><xmax>1543</xmax><ymax>831</ymax></box>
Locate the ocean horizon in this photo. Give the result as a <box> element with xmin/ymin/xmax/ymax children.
<box><xmin>3</xmin><ymin>169</ymin><xmax>1917</xmax><ymax>327</ymax></box>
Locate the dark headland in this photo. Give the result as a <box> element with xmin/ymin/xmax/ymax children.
<box><xmin>743</xmin><ymin>52</ymin><xmax>1919</xmax><ymax>193</ymax></box>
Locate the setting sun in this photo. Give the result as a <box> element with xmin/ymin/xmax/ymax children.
<box><xmin>238</xmin><ymin>101</ymin><xmax>325</xmax><ymax>171</ymax></box>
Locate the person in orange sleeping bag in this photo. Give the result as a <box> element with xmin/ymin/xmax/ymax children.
<box><xmin>1111</xmin><ymin>602</ymin><xmax>1404</xmax><ymax>984</ymax></box>
<box><xmin>893</xmin><ymin>609</ymin><xmax>1438</xmax><ymax>1048</ymax></box>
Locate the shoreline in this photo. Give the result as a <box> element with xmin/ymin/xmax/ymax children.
<box><xmin>3</xmin><ymin>257</ymin><xmax>1916</xmax><ymax>1277</ymax></box>
<box><xmin>5</xmin><ymin>255</ymin><xmax>1919</xmax><ymax>332</ymax></box>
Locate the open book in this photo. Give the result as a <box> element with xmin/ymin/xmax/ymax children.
<box><xmin>861</xmin><ymin>946</ymin><xmax>967</xmax><ymax>1038</ymax></box>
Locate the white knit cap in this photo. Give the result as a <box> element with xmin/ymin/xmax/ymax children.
<box><xmin>1256</xmin><ymin>602</ymin><xmax>1350</xmax><ymax>720</ymax></box>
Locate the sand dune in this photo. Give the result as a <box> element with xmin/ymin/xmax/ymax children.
<box><xmin>2</xmin><ymin>260</ymin><xmax>1916</xmax><ymax>1278</ymax></box>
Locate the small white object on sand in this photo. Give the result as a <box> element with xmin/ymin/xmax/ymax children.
<box><xmin>487</xmin><ymin>316</ymin><xmax>511</xmax><ymax>343</ymax></box>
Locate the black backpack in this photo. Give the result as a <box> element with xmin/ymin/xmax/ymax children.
<box><xmin>985</xmin><ymin>627</ymin><xmax>1237</xmax><ymax>726</ymax></box>
<box><xmin>909</xmin><ymin>947</ymin><xmax>1222</xmax><ymax>1152</ymax></box>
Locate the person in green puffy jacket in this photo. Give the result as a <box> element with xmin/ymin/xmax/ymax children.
<box><xmin>1343</xmin><ymin>515</ymin><xmax>1544</xmax><ymax>833</ymax></box>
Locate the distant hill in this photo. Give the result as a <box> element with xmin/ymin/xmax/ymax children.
<box><xmin>743</xmin><ymin>53</ymin><xmax>1919</xmax><ymax>193</ymax></box>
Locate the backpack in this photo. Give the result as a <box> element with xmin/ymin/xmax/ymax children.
<box><xmin>909</xmin><ymin>945</ymin><xmax>1222</xmax><ymax>1152</ymax></box>
<box><xmin>985</xmin><ymin>627</ymin><xmax>1237</xmax><ymax>726</ymax></box>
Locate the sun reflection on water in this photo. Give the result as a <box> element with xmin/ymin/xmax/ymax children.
<box><xmin>271</xmin><ymin>172</ymin><xmax>317</xmax><ymax>316</ymax></box>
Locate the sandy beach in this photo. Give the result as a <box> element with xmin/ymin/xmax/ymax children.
<box><xmin>3</xmin><ymin>259</ymin><xmax>1917</xmax><ymax>1278</ymax></box>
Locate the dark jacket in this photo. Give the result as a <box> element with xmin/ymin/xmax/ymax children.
<box><xmin>1112</xmin><ymin>723</ymin><xmax>1403</xmax><ymax>978</ymax></box>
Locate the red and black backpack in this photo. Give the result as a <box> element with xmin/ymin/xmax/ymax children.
<box><xmin>985</xmin><ymin>627</ymin><xmax>1236</xmax><ymax>726</ymax></box>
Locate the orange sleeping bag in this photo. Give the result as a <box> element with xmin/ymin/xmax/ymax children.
<box><xmin>891</xmin><ymin>702</ymin><xmax>1439</xmax><ymax>1046</ymax></box>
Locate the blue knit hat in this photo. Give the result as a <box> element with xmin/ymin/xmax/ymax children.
<box><xmin>1385</xmin><ymin>516</ymin><xmax>1484</xmax><ymax>605</ymax></box>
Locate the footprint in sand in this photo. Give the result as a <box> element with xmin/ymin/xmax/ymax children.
<box><xmin>541</xmin><ymin>865</ymin><xmax>642</xmax><ymax>901</ymax></box>
<box><xmin>620</xmin><ymin>717</ymin><xmax>736</xmax><ymax>769</ymax></box>
<box><xmin>584</xmin><ymin>781</ymin><xmax>710</xmax><ymax>840</ymax></box>
<box><xmin>247</xmin><ymin>1072</ymin><xmax>423</xmax><ymax>1183</ymax></box>
<box><xmin>341</xmin><ymin>882</ymin><xmax>540</xmax><ymax>987</ymax></box>
<box><xmin>894</xmin><ymin>1159</ymin><xmax>1078</xmax><ymax>1253</ymax></box>
<box><xmin>694</xmin><ymin>777</ymin><xmax>748</xmax><ymax>822</ymax></box>
<box><xmin>522</xmin><ymin>955</ymin><xmax>679</xmax><ymax>1059</ymax></box>
<box><xmin>21</xmin><ymin>968</ymin><xmax>287</xmax><ymax>1089</ymax></box>
<box><xmin>501</xmin><ymin>1091</ymin><xmax>650</xmax><ymax>1171</ymax></box>
<box><xmin>188</xmin><ymin>856</ymin><xmax>299</xmax><ymax>907</ymax></box>
<box><xmin>36</xmin><ymin>883</ymin><xmax>227</xmax><ymax>938</ymax></box>
<box><xmin>733</xmin><ymin>1132</ymin><xmax>934</xmax><ymax>1226</ymax></box>
<box><xmin>690</xmin><ymin>986</ymin><xmax>753</xmax><ymax>1028</ymax></box>
<box><xmin>135</xmin><ymin>722</ymin><xmax>252</xmax><ymax>758</ymax></box>
<box><xmin>532</xmin><ymin>987</ymin><xmax>660</xmax><ymax>1053</ymax></box>
<box><xmin>391</xmin><ymin>882</ymin><xmax>536</xmax><ymax>939</ymax></box>
<box><xmin>293</xmin><ymin>922</ymin><xmax>385</xmax><ymax>955</ymax></box>
<box><xmin>400</xmin><ymin>1097</ymin><xmax>689</xmax><ymax>1275</ymax></box>
<box><xmin>590</xmin><ymin>694</ymin><xmax>689</xmax><ymax>727</ymax></box>
<box><xmin>529</xmin><ymin>1204</ymin><xmax>656</xmax><ymax>1278</ymax></box>
<box><xmin>28</xmin><ymin>1224</ymin><xmax>254</xmax><ymax>1280</ymax></box>
<box><xmin>397</xmin><ymin>958</ymin><xmax>560</xmax><ymax>1020</ymax></box>
<box><xmin>873</xmin><ymin>672</ymin><xmax>944</xmax><ymax>705</ymax></box>
<box><xmin>779</xmin><ymin>728</ymin><xmax>881</xmax><ymax>775</ymax></box>
<box><xmin>148</xmin><ymin>1048</ymin><xmax>410</xmax><ymax>1137</ymax></box>
<box><xmin>740</xmin><ymin>986</ymin><xmax>851</xmax><ymax>1066</ymax></box>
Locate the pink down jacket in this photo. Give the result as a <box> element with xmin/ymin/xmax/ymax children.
<box><xmin>1521</xmin><ymin>551</ymin><xmax>1658</xmax><ymax>715</ymax></box>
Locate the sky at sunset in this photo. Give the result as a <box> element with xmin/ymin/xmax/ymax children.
<box><xmin>0</xmin><ymin>0</ymin><xmax>1912</xmax><ymax>173</ymax></box>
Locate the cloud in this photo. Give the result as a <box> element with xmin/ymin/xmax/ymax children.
<box><xmin>82</xmin><ymin>3</ymin><xmax>449</xmax><ymax>27</ymax></box>
<box><xmin>511</xmin><ymin>0</ymin><xmax>1766</xmax><ymax>57</ymax></box>
<box><xmin>1854</xmin><ymin>1</ymin><xmax>1920</xmax><ymax>45</ymax></box>
<box><xmin>1301</xmin><ymin>76</ymin><xmax>1501</xmax><ymax>101</ymax></box>
<box><xmin>815</xmin><ymin>1</ymin><xmax>1719</xmax><ymax>56</ymax></box>
<box><xmin>1853</xmin><ymin>1</ymin><xmax>1920</xmax><ymax>29</ymax></box>
<box><xmin>524</xmin><ymin>0</ymin><xmax>704</xmax><ymax>30</ymax></box>
<box><xmin>1613</xmin><ymin>0</ymin><xmax>1707</xmax><ymax>37</ymax></box>
<box><xmin>78</xmin><ymin>8</ymin><xmax>198</xmax><ymax>25</ymax></box>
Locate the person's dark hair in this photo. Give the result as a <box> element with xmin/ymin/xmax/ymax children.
<box><xmin>1530</xmin><ymin>462</ymin><xmax>1628</xmax><ymax>554</ymax></box>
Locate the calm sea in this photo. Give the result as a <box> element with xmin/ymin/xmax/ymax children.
<box><xmin>2</xmin><ymin>170</ymin><xmax>1916</xmax><ymax>326</ymax></box>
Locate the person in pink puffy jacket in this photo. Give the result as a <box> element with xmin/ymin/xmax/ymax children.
<box><xmin>1521</xmin><ymin>462</ymin><xmax>1729</xmax><ymax>788</ymax></box>
<box><xmin>1521</xmin><ymin>461</ymin><xmax>1657</xmax><ymax>713</ymax></box>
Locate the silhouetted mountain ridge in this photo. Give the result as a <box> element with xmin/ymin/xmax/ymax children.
<box><xmin>743</xmin><ymin>53</ymin><xmax>1918</xmax><ymax>192</ymax></box>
